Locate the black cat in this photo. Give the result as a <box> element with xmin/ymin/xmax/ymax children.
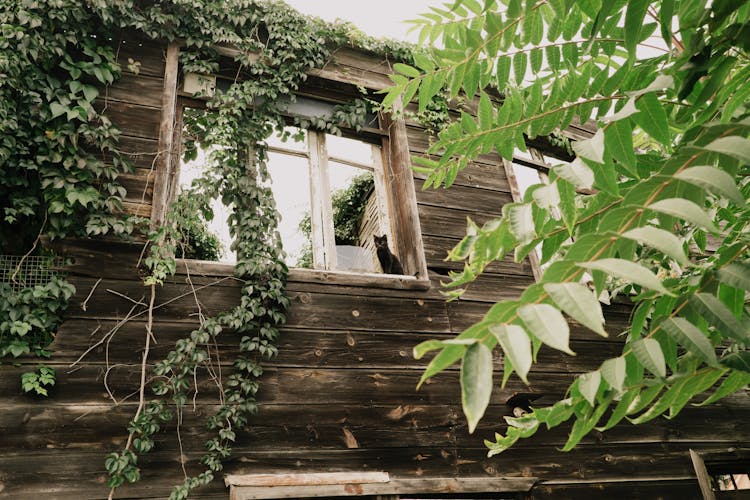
<box><xmin>373</xmin><ymin>234</ymin><xmax>404</xmax><ymax>275</ymax></box>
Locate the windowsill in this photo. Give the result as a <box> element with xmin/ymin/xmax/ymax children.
<box><xmin>175</xmin><ymin>258</ymin><xmax>431</xmax><ymax>290</ymax></box>
<box><xmin>288</xmin><ymin>267</ymin><xmax>431</xmax><ymax>290</ymax></box>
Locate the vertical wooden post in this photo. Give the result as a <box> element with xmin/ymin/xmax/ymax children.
<box><xmin>380</xmin><ymin>99</ymin><xmax>429</xmax><ymax>280</ymax></box>
<box><xmin>690</xmin><ymin>449</ymin><xmax>717</xmax><ymax>500</ymax></box>
<box><xmin>150</xmin><ymin>42</ymin><xmax>180</xmax><ymax>229</ymax></box>
<box><xmin>308</xmin><ymin>131</ymin><xmax>336</xmax><ymax>269</ymax></box>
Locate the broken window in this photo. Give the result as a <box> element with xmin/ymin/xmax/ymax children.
<box><xmin>266</xmin><ymin>128</ymin><xmax>393</xmax><ymax>274</ymax></box>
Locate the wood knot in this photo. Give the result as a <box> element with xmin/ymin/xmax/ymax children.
<box><xmin>298</xmin><ymin>292</ymin><xmax>312</xmax><ymax>304</ymax></box>
<box><xmin>351</xmin><ymin>309</ymin><xmax>360</xmax><ymax>317</ymax></box>
<box><xmin>346</xmin><ymin>332</ymin><xmax>356</xmax><ymax>346</ymax></box>
<box><xmin>314</xmin><ymin>349</ymin><xmax>323</xmax><ymax>357</ymax></box>
<box><xmin>416</xmin><ymin>299</ymin><xmax>424</xmax><ymax>306</ymax></box>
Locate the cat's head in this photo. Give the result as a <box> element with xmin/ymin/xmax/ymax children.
<box><xmin>373</xmin><ymin>234</ymin><xmax>388</xmax><ymax>248</ymax></box>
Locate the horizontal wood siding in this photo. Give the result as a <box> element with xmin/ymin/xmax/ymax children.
<box><xmin>3</xmin><ymin>39</ymin><xmax>749</xmax><ymax>500</ymax></box>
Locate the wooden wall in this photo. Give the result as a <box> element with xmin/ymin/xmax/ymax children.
<box><xmin>2</xmin><ymin>35</ymin><xmax>749</xmax><ymax>500</ymax></box>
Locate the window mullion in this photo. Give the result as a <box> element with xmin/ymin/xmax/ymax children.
<box><xmin>370</xmin><ymin>144</ymin><xmax>393</xmax><ymax>243</ymax></box>
<box><xmin>308</xmin><ymin>131</ymin><xmax>337</xmax><ymax>270</ymax></box>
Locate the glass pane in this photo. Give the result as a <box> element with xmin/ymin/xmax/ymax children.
<box><xmin>327</xmin><ymin>161</ymin><xmax>381</xmax><ymax>273</ymax></box>
<box><xmin>266</xmin><ymin>126</ymin><xmax>307</xmax><ymax>152</ymax></box>
<box><xmin>267</xmin><ymin>151</ymin><xmax>313</xmax><ymax>268</ymax></box>
<box><xmin>512</xmin><ymin>163</ymin><xmax>543</xmax><ymax>201</ymax></box>
<box><xmin>326</xmin><ymin>134</ymin><xmax>374</xmax><ymax>166</ymax></box>
<box><xmin>179</xmin><ymin>146</ymin><xmax>236</xmax><ymax>264</ymax></box>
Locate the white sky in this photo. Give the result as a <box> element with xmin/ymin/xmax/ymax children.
<box><xmin>282</xmin><ymin>0</ymin><xmax>436</xmax><ymax>41</ymax></box>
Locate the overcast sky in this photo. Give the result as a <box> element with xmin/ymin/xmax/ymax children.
<box><xmin>282</xmin><ymin>0</ymin><xmax>437</xmax><ymax>41</ymax></box>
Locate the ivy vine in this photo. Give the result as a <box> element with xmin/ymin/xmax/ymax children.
<box><xmin>3</xmin><ymin>0</ymin><xmax>419</xmax><ymax>497</ymax></box>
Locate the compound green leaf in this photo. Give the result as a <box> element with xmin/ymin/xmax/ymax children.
<box><xmin>621</xmin><ymin>226</ymin><xmax>688</xmax><ymax>265</ymax></box>
<box><xmin>461</xmin><ymin>342</ymin><xmax>494</xmax><ymax>433</ymax></box>
<box><xmin>579</xmin><ymin>259</ymin><xmax>671</xmax><ymax>295</ymax></box>
<box><xmin>544</xmin><ymin>282</ymin><xmax>607</xmax><ymax>337</ymax></box>
<box><xmin>518</xmin><ymin>303</ymin><xmax>574</xmax><ymax>355</ymax></box>
<box><xmin>632</xmin><ymin>338</ymin><xmax>666</xmax><ymax>378</ymax></box>
<box><xmin>491</xmin><ymin>324</ymin><xmax>532</xmax><ymax>384</ymax></box>
<box><xmin>675</xmin><ymin>166</ymin><xmax>745</xmax><ymax>205</ymax></box>
<box><xmin>660</xmin><ymin>318</ymin><xmax>717</xmax><ymax>366</ymax></box>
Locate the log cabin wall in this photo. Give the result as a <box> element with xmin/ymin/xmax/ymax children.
<box><xmin>2</xmin><ymin>33</ymin><xmax>749</xmax><ymax>500</ymax></box>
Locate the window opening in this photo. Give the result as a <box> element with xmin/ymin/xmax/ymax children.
<box><xmin>691</xmin><ymin>449</ymin><xmax>750</xmax><ymax>499</ymax></box>
<box><xmin>177</xmin><ymin>108</ymin><xmax>235</xmax><ymax>263</ymax></box>
<box><xmin>266</xmin><ymin>128</ymin><xmax>396</xmax><ymax>274</ymax></box>
<box><xmin>172</xmin><ymin>96</ymin><xmax>428</xmax><ymax>283</ymax></box>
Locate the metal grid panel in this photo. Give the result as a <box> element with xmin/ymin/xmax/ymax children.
<box><xmin>0</xmin><ymin>254</ymin><xmax>64</xmax><ymax>291</ymax></box>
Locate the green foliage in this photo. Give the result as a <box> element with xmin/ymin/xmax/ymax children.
<box><xmin>0</xmin><ymin>277</ymin><xmax>75</xmax><ymax>362</ymax></box>
<box><xmin>0</xmin><ymin>1</ymin><xmax>135</xmax><ymax>251</ymax></box>
<box><xmin>21</xmin><ymin>365</ymin><xmax>56</xmax><ymax>396</ymax></box>
<box><xmin>172</xmin><ymin>191</ymin><xmax>224</xmax><ymax>261</ymax></box>
<box><xmin>397</xmin><ymin>0</ymin><xmax>750</xmax><ymax>454</ymax></box>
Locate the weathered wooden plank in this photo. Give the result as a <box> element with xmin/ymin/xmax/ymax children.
<box><xmin>228</xmin><ymin>476</ymin><xmax>537</xmax><ymax>499</ymax></box>
<box><xmin>150</xmin><ymin>42</ymin><xmax>180</xmax><ymax>229</ymax></box>
<box><xmin>0</xmin><ymin>444</ymin><xmax>719</xmax><ymax>499</ymax></box>
<box><xmin>447</xmin><ymin>299</ymin><xmax>634</xmax><ymax>339</ymax></box>
<box><xmin>0</xmin><ymin>403</ymin><xmax>460</xmax><ymax>452</ymax></box>
<box><xmin>422</xmin><ymin>234</ymin><xmax>535</xmax><ymax>277</ymax></box>
<box><xmin>49</xmin><ymin>319</ymin><xmax>631</xmax><ymax>375</ymax></box>
<box><xmin>412</xmin><ymin>155</ymin><xmax>511</xmax><ymax>192</ymax></box>
<box><xmin>113</xmin><ymin>33</ymin><xmax>167</xmax><ymax>78</ymax></box>
<box><xmin>690</xmin><ymin>449</ymin><xmax>716</xmax><ymax>500</ymax></box>
<box><xmin>529</xmin><ymin>479</ymin><xmax>702</xmax><ymax>499</ymax></box>
<box><xmin>418</xmin><ymin>205</ymin><xmax>497</xmax><ymax>239</ymax></box>
<box><xmin>453</xmin><ymin>443</ymin><xmax>705</xmax><ymax>482</ymax></box>
<box><xmin>415</xmin><ymin>180</ymin><xmax>510</xmax><ymax>215</ymax></box>
<box><xmin>0</xmin><ymin>365</ymin><xmax>574</xmax><ymax>407</ymax></box>
<box><xmin>226</xmin><ymin>471</ymin><xmax>391</xmax><ymax>487</ymax></box>
<box><xmin>111</xmin><ymin>135</ymin><xmax>160</xmax><ymax>170</ymax></box>
<box><xmin>96</xmin><ymin>99</ymin><xmax>161</xmax><ymax>140</ymax></box>
<box><xmin>106</xmin><ymin>72</ymin><xmax>164</xmax><ymax>108</ymax></box>
<box><xmin>122</xmin><ymin>200</ymin><xmax>152</xmax><ymax>217</ymax></box>
<box><xmin>381</xmin><ymin>100</ymin><xmax>430</xmax><ymax>280</ymax></box>
<box><xmin>119</xmin><ymin>172</ymin><xmax>154</xmax><ymax>204</ymax></box>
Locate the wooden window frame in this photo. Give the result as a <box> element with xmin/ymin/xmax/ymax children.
<box><xmin>270</xmin><ymin>129</ymin><xmax>393</xmax><ymax>273</ymax></box>
<box><xmin>502</xmin><ymin>147</ymin><xmax>552</xmax><ymax>282</ymax></box>
<box><xmin>691</xmin><ymin>449</ymin><xmax>750</xmax><ymax>500</ymax></box>
<box><xmin>154</xmin><ymin>43</ymin><xmax>430</xmax><ymax>290</ymax></box>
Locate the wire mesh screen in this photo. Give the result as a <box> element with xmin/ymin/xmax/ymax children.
<box><xmin>0</xmin><ymin>254</ymin><xmax>65</xmax><ymax>291</ymax></box>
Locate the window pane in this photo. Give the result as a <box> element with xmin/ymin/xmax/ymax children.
<box><xmin>266</xmin><ymin>126</ymin><xmax>307</xmax><ymax>153</ymax></box>
<box><xmin>267</xmin><ymin>152</ymin><xmax>313</xmax><ymax>268</ymax></box>
<box><xmin>326</xmin><ymin>134</ymin><xmax>374</xmax><ymax>167</ymax></box>
<box><xmin>327</xmin><ymin>161</ymin><xmax>381</xmax><ymax>273</ymax></box>
<box><xmin>179</xmin><ymin>147</ymin><xmax>236</xmax><ymax>264</ymax></box>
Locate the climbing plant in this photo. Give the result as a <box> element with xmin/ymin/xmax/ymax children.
<box><xmin>3</xmin><ymin>0</ymin><xmax>417</xmax><ymax>498</ymax></box>
<box><xmin>382</xmin><ymin>0</ymin><xmax>750</xmax><ymax>453</ymax></box>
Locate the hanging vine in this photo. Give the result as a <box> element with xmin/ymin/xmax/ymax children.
<box><xmin>0</xmin><ymin>1</ymin><xmax>418</xmax><ymax>499</ymax></box>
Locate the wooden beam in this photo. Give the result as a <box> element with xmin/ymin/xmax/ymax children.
<box><xmin>227</xmin><ymin>476</ymin><xmax>538</xmax><ymax>500</ymax></box>
<box><xmin>225</xmin><ymin>471</ymin><xmax>390</xmax><ymax>487</ymax></box>
<box><xmin>380</xmin><ymin>101</ymin><xmax>430</xmax><ymax>280</ymax></box>
<box><xmin>691</xmin><ymin>449</ymin><xmax>717</xmax><ymax>500</ymax></box>
<box><xmin>150</xmin><ymin>42</ymin><xmax>180</xmax><ymax>229</ymax></box>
